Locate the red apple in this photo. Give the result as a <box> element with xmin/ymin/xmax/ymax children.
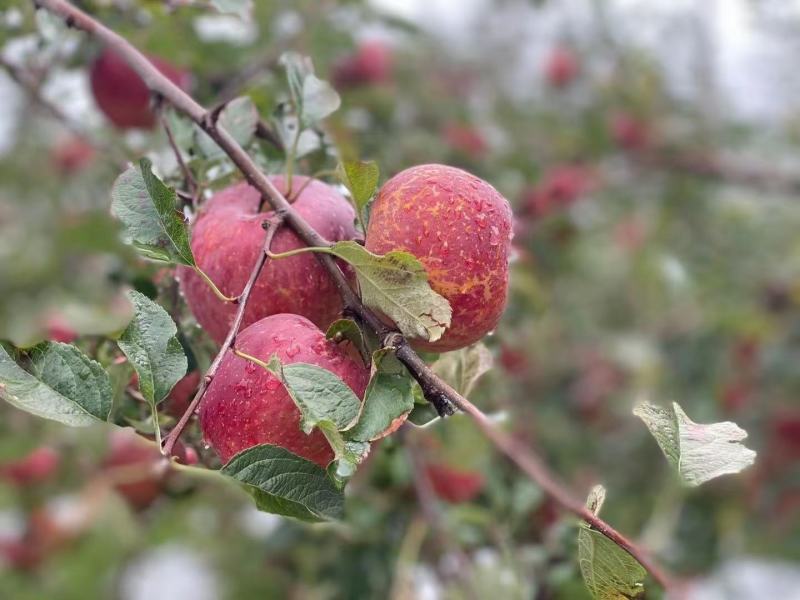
<box><xmin>609</xmin><ymin>113</ymin><xmax>651</xmax><ymax>151</ymax></box>
<box><xmin>163</xmin><ymin>371</ymin><xmax>202</xmax><ymax>418</ymax></box>
<box><xmin>0</xmin><ymin>447</ymin><xmax>60</xmax><ymax>487</ymax></box>
<box><xmin>544</xmin><ymin>46</ymin><xmax>579</xmax><ymax>88</ymax></box>
<box><xmin>365</xmin><ymin>164</ymin><xmax>513</xmax><ymax>352</ymax></box>
<box><xmin>424</xmin><ymin>463</ymin><xmax>484</xmax><ymax>504</ymax></box>
<box><xmin>332</xmin><ymin>40</ymin><xmax>392</xmax><ymax>89</ymax></box>
<box><xmin>102</xmin><ymin>430</ymin><xmax>165</xmax><ymax>510</ymax></box>
<box><xmin>179</xmin><ymin>177</ymin><xmax>359</xmax><ymax>345</ymax></box>
<box><xmin>90</xmin><ymin>48</ymin><xmax>191</xmax><ymax>129</ymax></box>
<box><xmin>443</xmin><ymin>123</ymin><xmax>488</xmax><ymax>159</ymax></box>
<box><xmin>522</xmin><ymin>164</ymin><xmax>595</xmax><ymax>218</ymax></box>
<box><xmin>44</xmin><ymin>313</ymin><xmax>77</xmax><ymax>343</ymax></box>
<box><xmin>50</xmin><ymin>136</ymin><xmax>95</xmax><ymax>174</ymax></box>
<box><xmin>200</xmin><ymin>314</ymin><xmax>370</xmax><ymax>466</ymax></box>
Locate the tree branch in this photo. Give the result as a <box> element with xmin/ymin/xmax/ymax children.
<box><xmin>161</xmin><ymin>216</ymin><xmax>284</xmax><ymax>457</ymax></box>
<box><xmin>36</xmin><ymin>0</ymin><xmax>673</xmax><ymax>590</ymax></box>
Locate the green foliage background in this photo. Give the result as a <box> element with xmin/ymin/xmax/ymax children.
<box><xmin>1</xmin><ymin>0</ymin><xmax>799</xmax><ymax>598</ymax></box>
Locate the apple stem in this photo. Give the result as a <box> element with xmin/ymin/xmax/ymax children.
<box><xmin>37</xmin><ymin>1</ymin><xmax>674</xmax><ymax>590</ymax></box>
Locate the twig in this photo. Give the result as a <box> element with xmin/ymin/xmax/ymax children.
<box><xmin>161</xmin><ymin>216</ymin><xmax>284</xmax><ymax>456</ymax></box>
<box><xmin>36</xmin><ymin>1</ymin><xmax>674</xmax><ymax>590</ymax></box>
<box><xmin>158</xmin><ymin>103</ymin><xmax>198</xmax><ymax>206</ymax></box>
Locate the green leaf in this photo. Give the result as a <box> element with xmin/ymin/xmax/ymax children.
<box><xmin>301</xmin><ymin>74</ymin><xmax>341</xmax><ymax>124</ymax></box>
<box><xmin>337</xmin><ymin>160</ymin><xmax>379</xmax><ymax>226</ymax></box>
<box><xmin>279</xmin><ymin>52</ymin><xmax>313</xmax><ymax>109</ymax></box>
<box><xmin>347</xmin><ymin>351</ymin><xmax>414</xmax><ymax>442</ymax></box>
<box><xmin>221</xmin><ymin>444</ymin><xmax>344</xmax><ymax>522</ymax></box>
<box><xmin>325</xmin><ymin>241</ymin><xmax>452</xmax><ymax>343</ymax></box>
<box><xmin>0</xmin><ymin>342</ymin><xmax>111</xmax><ymax>426</ymax></box>
<box><xmin>407</xmin><ymin>401</ymin><xmax>439</xmax><ymax>427</ymax></box>
<box><xmin>210</xmin><ymin>0</ymin><xmax>253</xmax><ymax>19</ymax></box>
<box><xmin>578</xmin><ymin>524</ymin><xmax>646</xmax><ymax>599</ymax></box>
<box><xmin>431</xmin><ymin>342</ymin><xmax>493</xmax><ymax>397</ymax></box>
<box><xmin>196</xmin><ymin>96</ymin><xmax>259</xmax><ymax>159</ymax></box>
<box><xmin>577</xmin><ymin>484</ymin><xmax>645</xmax><ymax>600</ymax></box>
<box><xmin>280</xmin><ymin>363</ymin><xmax>361</xmax><ymax>434</ymax></box>
<box><xmin>633</xmin><ymin>401</ymin><xmax>757</xmax><ymax>486</ymax></box>
<box><xmin>326</xmin><ymin>319</ymin><xmax>370</xmax><ymax>365</ymax></box>
<box><xmin>117</xmin><ymin>291</ymin><xmax>187</xmax><ymax>406</ymax></box>
<box><xmin>110</xmin><ymin>158</ymin><xmax>195</xmax><ymax>266</ymax></box>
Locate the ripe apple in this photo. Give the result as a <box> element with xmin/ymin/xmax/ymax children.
<box><xmin>609</xmin><ymin>113</ymin><xmax>651</xmax><ymax>151</ymax></box>
<box><xmin>200</xmin><ymin>314</ymin><xmax>370</xmax><ymax>466</ymax></box>
<box><xmin>522</xmin><ymin>164</ymin><xmax>595</xmax><ymax>217</ymax></box>
<box><xmin>424</xmin><ymin>463</ymin><xmax>484</xmax><ymax>504</ymax></box>
<box><xmin>102</xmin><ymin>430</ymin><xmax>166</xmax><ymax>510</ymax></box>
<box><xmin>365</xmin><ymin>164</ymin><xmax>513</xmax><ymax>351</ymax></box>
<box><xmin>544</xmin><ymin>46</ymin><xmax>579</xmax><ymax>88</ymax></box>
<box><xmin>179</xmin><ymin>178</ymin><xmax>359</xmax><ymax>344</ymax></box>
<box><xmin>332</xmin><ymin>40</ymin><xmax>392</xmax><ymax>89</ymax></box>
<box><xmin>0</xmin><ymin>447</ymin><xmax>60</xmax><ymax>487</ymax></box>
<box><xmin>443</xmin><ymin>123</ymin><xmax>488</xmax><ymax>159</ymax></box>
<box><xmin>164</xmin><ymin>371</ymin><xmax>201</xmax><ymax>418</ymax></box>
<box><xmin>90</xmin><ymin>48</ymin><xmax>191</xmax><ymax>129</ymax></box>
<box><xmin>50</xmin><ymin>136</ymin><xmax>95</xmax><ymax>174</ymax></box>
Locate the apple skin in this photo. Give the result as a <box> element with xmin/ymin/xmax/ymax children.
<box><xmin>609</xmin><ymin>113</ymin><xmax>651</xmax><ymax>151</ymax></box>
<box><xmin>90</xmin><ymin>48</ymin><xmax>190</xmax><ymax>129</ymax></box>
<box><xmin>333</xmin><ymin>40</ymin><xmax>392</xmax><ymax>89</ymax></box>
<box><xmin>200</xmin><ymin>314</ymin><xmax>370</xmax><ymax>466</ymax></box>
<box><xmin>102</xmin><ymin>430</ymin><xmax>165</xmax><ymax>510</ymax></box>
<box><xmin>443</xmin><ymin>123</ymin><xmax>488</xmax><ymax>159</ymax></box>
<box><xmin>425</xmin><ymin>463</ymin><xmax>484</xmax><ymax>504</ymax></box>
<box><xmin>544</xmin><ymin>46</ymin><xmax>579</xmax><ymax>88</ymax></box>
<box><xmin>179</xmin><ymin>177</ymin><xmax>359</xmax><ymax>345</ymax></box>
<box><xmin>164</xmin><ymin>371</ymin><xmax>201</xmax><ymax>418</ymax></box>
<box><xmin>50</xmin><ymin>136</ymin><xmax>95</xmax><ymax>174</ymax></box>
<box><xmin>0</xmin><ymin>447</ymin><xmax>60</xmax><ymax>487</ymax></box>
<box><xmin>365</xmin><ymin>164</ymin><xmax>513</xmax><ymax>352</ymax></box>
<box><xmin>522</xmin><ymin>164</ymin><xmax>595</xmax><ymax>217</ymax></box>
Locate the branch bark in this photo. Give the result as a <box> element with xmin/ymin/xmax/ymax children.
<box><xmin>36</xmin><ymin>0</ymin><xmax>674</xmax><ymax>591</ymax></box>
<box><xmin>162</xmin><ymin>216</ymin><xmax>284</xmax><ymax>456</ymax></box>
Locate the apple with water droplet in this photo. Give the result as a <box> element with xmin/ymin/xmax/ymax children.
<box><xmin>179</xmin><ymin>177</ymin><xmax>360</xmax><ymax>345</ymax></box>
<box><xmin>200</xmin><ymin>314</ymin><xmax>369</xmax><ymax>466</ymax></box>
<box><xmin>365</xmin><ymin>164</ymin><xmax>513</xmax><ymax>351</ymax></box>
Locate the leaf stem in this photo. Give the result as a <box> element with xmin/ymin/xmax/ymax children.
<box><xmin>194</xmin><ymin>266</ymin><xmax>238</xmax><ymax>303</ymax></box>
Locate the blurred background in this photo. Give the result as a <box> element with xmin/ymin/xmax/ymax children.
<box><xmin>2</xmin><ymin>0</ymin><xmax>800</xmax><ymax>598</ymax></box>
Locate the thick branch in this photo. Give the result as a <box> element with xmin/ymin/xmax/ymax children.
<box><xmin>37</xmin><ymin>0</ymin><xmax>673</xmax><ymax>590</ymax></box>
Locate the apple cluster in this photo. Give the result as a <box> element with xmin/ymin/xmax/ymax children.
<box><xmin>169</xmin><ymin>160</ymin><xmax>512</xmax><ymax>476</ymax></box>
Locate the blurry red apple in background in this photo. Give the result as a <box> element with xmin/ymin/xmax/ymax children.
<box><xmin>200</xmin><ymin>314</ymin><xmax>370</xmax><ymax>466</ymax></box>
<box><xmin>50</xmin><ymin>136</ymin><xmax>95</xmax><ymax>174</ymax></box>
<box><xmin>0</xmin><ymin>447</ymin><xmax>60</xmax><ymax>487</ymax></box>
<box><xmin>443</xmin><ymin>122</ymin><xmax>488</xmax><ymax>159</ymax></box>
<box><xmin>522</xmin><ymin>164</ymin><xmax>595</xmax><ymax>218</ymax></box>
<box><xmin>424</xmin><ymin>463</ymin><xmax>484</xmax><ymax>504</ymax></box>
<box><xmin>102</xmin><ymin>430</ymin><xmax>166</xmax><ymax>510</ymax></box>
<box><xmin>333</xmin><ymin>40</ymin><xmax>392</xmax><ymax>89</ymax></box>
<box><xmin>609</xmin><ymin>112</ymin><xmax>651</xmax><ymax>152</ymax></box>
<box><xmin>179</xmin><ymin>177</ymin><xmax>359</xmax><ymax>344</ymax></box>
<box><xmin>544</xmin><ymin>46</ymin><xmax>580</xmax><ymax>89</ymax></box>
<box><xmin>44</xmin><ymin>313</ymin><xmax>77</xmax><ymax>343</ymax></box>
<box><xmin>90</xmin><ymin>48</ymin><xmax>191</xmax><ymax>129</ymax></box>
